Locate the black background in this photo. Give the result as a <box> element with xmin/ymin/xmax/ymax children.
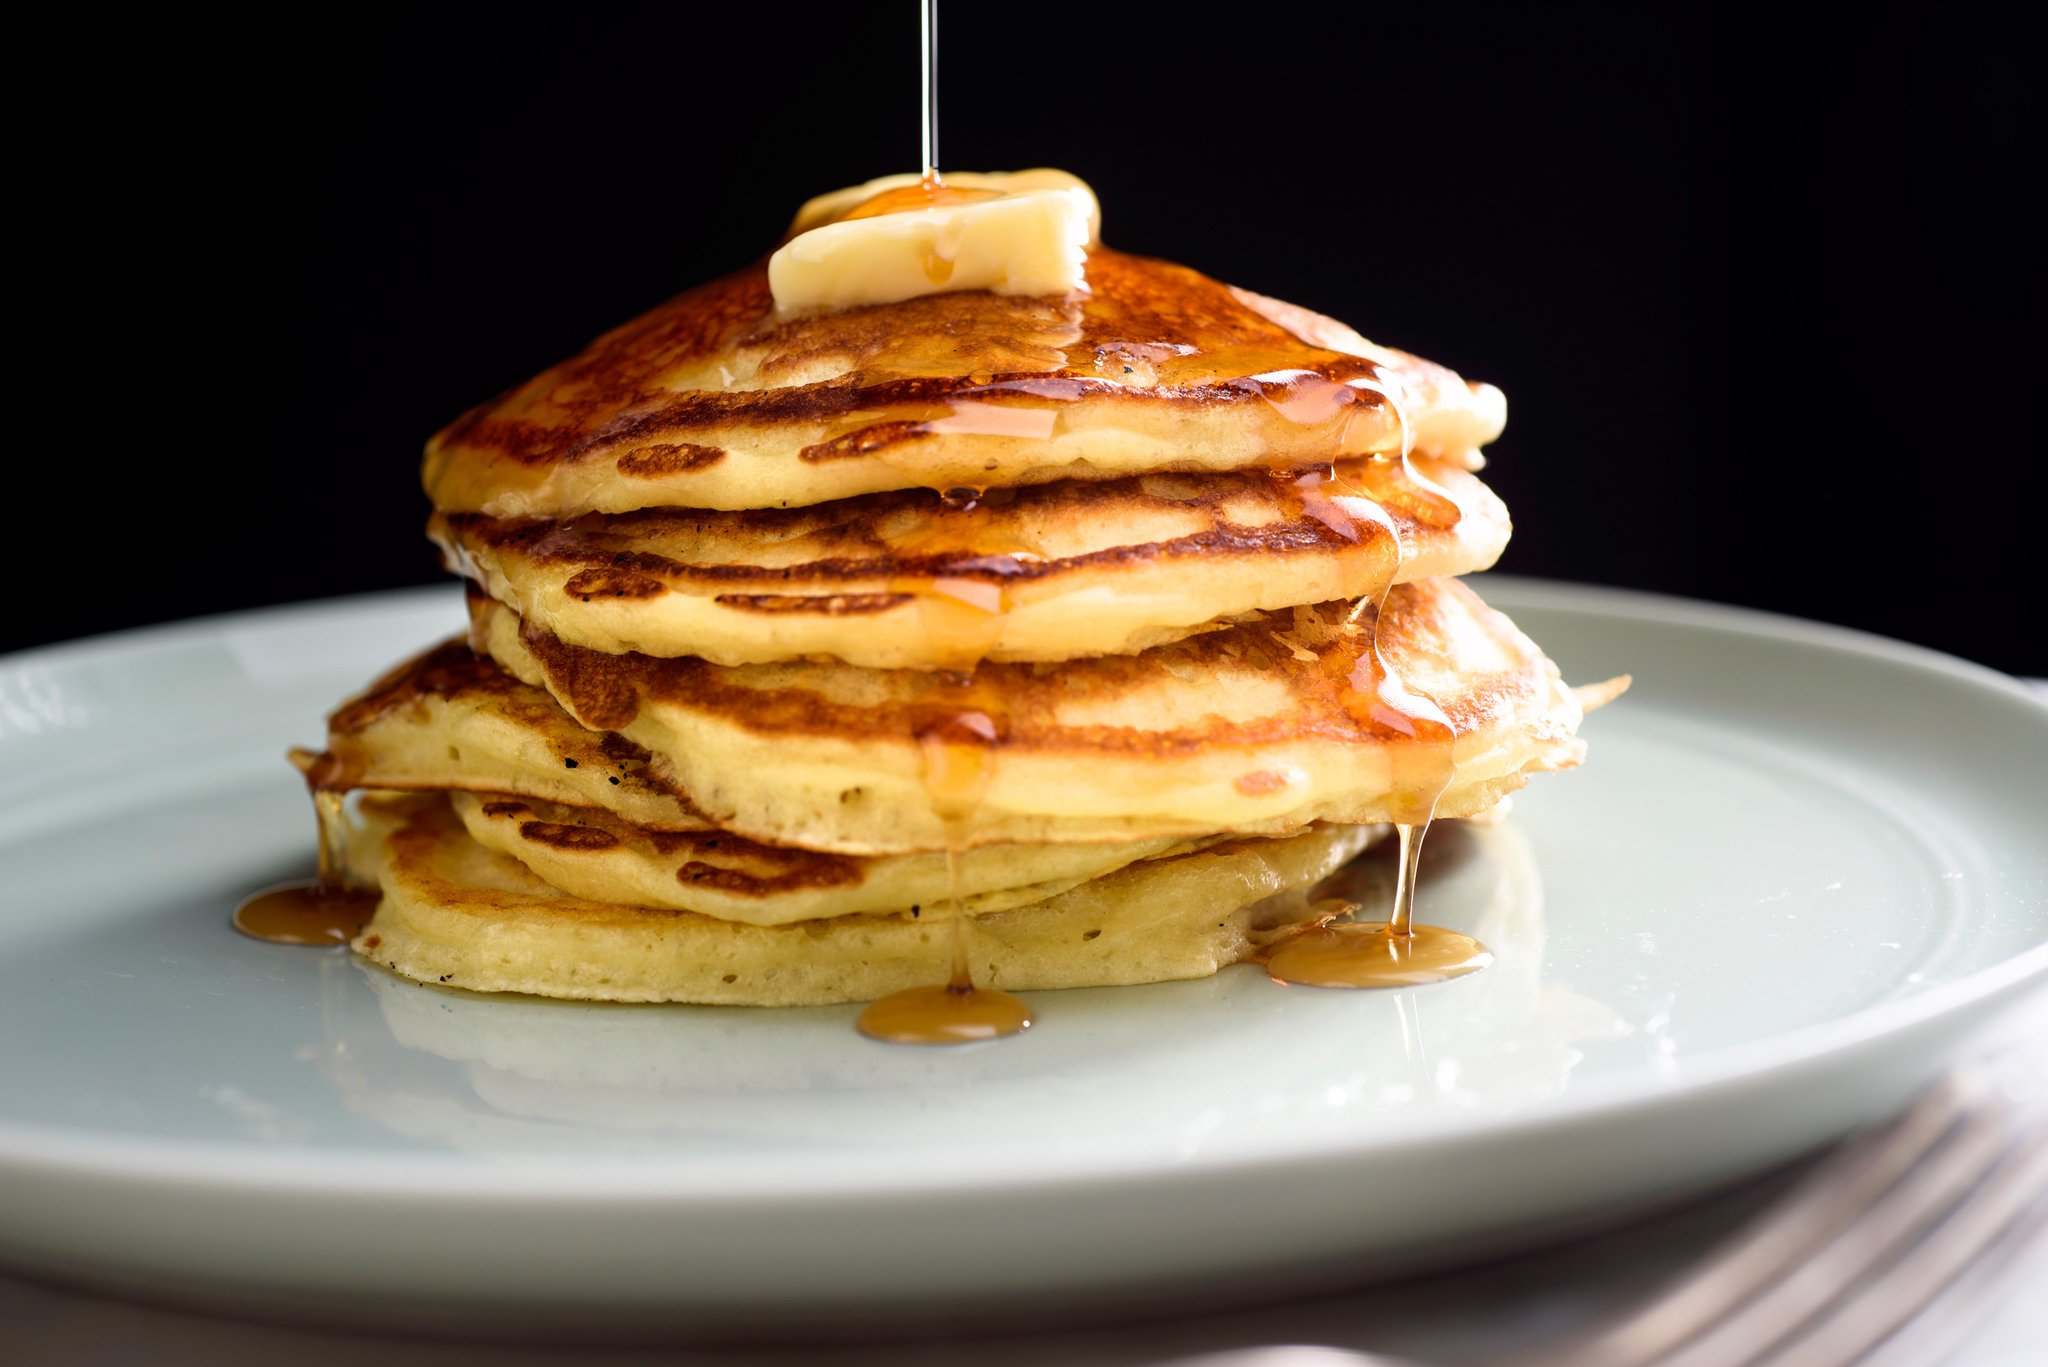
<box><xmin>20</xmin><ymin>2</ymin><xmax>2043</xmax><ymax>672</ymax></box>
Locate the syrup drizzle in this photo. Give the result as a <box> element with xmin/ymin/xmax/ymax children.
<box><xmin>880</xmin><ymin>485</ymin><xmax>1039</xmax><ymax>668</ymax></box>
<box><xmin>855</xmin><ymin>847</ymin><xmax>1034</xmax><ymax>1044</ymax></box>
<box><xmin>920</xmin><ymin>0</ymin><xmax>937</xmax><ymax>182</ymax></box>
<box><xmin>838</xmin><ymin>181</ymin><xmax>1002</xmax><ymax>223</ymax></box>
<box><xmin>1233</xmin><ymin>369</ymin><xmax>1410</xmax><ymax>463</ymax></box>
<box><xmin>828</xmin><ymin>2</ymin><xmax>1003</xmax><ymax>236</ymax></box>
<box><xmin>857</xmin><ymin>680</ymin><xmax>1034</xmax><ymax>1044</ymax></box>
<box><xmin>849</xmin><ymin>12</ymin><xmax>1035</xmax><ymax>1037</ymax></box>
<box><xmin>233</xmin><ymin>788</ymin><xmax>378</xmax><ymax>946</ymax></box>
<box><xmin>1261</xmin><ymin>825</ymin><xmax>1493</xmax><ymax>989</ymax></box>
<box><xmin>1263</xmin><ymin>445</ymin><xmax>1492</xmax><ymax>990</ymax></box>
<box><xmin>883</xmin><ymin>572</ymin><xmax>1010</xmax><ymax>668</ymax></box>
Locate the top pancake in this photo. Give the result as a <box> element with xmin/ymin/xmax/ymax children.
<box><xmin>423</xmin><ymin>248</ymin><xmax>1506</xmax><ymax>518</ymax></box>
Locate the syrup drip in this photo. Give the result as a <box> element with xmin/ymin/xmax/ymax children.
<box><xmin>844</xmin><ymin>5</ymin><xmax>1027</xmax><ymax>1043</ymax></box>
<box><xmin>1264</xmin><ymin>451</ymin><xmax>1489</xmax><ymax>990</ymax></box>
<box><xmin>882</xmin><ymin>572</ymin><xmax>1009</xmax><ymax>668</ymax></box>
<box><xmin>913</xmin><ymin>700</ymin><xmax>1002</xmax><ymax>826</ymax></box>
<box><xmin>1276</xmin><ymin>454</ymin><xmax>1465</xmax><ymax>544</ymax></box>
<box><xmin>1262</xmin><ymin>824</ymin><xmax>1492</xmax><ymax>988</ymax></box>
<box><xmin>857</xmin><ymin>685</ymin><xmax>1033</xmax><ymax>1044</ymax></box>
<box><xmin>882</xmin><ymin>487</ymin><xmax>1037</xmax><ymax>668</ymax></box>
<box><xmin>856</xmin><ymin>847</ymin><xmax>1034</xmax><ymax>1044</ymax></box>
<box><xmin>1290</xmin><ymin>466</ymin><xmax>1363</xmax><ymax>541</ymax></box>
<box><xmin>233</xmin><ymin>789</ymin><xmax>378</xmax><ymax>945</ymax></box>
<box><xmin>838</xmin><ymin>181</ymin><xmax>1004</xmax><ymax>223</ymax></box>
<box><xmin>1345</xmin><ymin>451</ymin><xmax>1465</xmax><ymax>529</ymax></box>
<box><xmin>921</xmin><ymin>400</ymin><xmax>1061</xmax><ymax>440</ymax></box>
<box><xmin>1235</xmin><ymin>370</ymin><xmax>1408</xmax><ymax>460</ymax></box>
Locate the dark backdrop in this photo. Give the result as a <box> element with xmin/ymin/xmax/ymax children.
<box><xmin>19</xmin><ymin>2</ymin><xmax>2043</xmax><ymax>672</ymax></box>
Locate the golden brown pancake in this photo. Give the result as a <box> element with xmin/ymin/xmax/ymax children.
<box><xmin>352</xmin><ymin>794</ymin><xmax>1379</xmax><ymax>1006</ymax></box>
<box><xmin>435</xmin><ymin>455</ymin><xmax>1509</xmax><ymax>669</ymax></box>
<box><xmin>446</xmin><ymin>791</ymin><xmax>1230</xmax><ymax>926</ymax></box>
<box><xmin>309</xmin><ymin>166</ymin><xmax>1635</xmax><ymax>1013</ymax></box>
<box><xmin>302</xmin><ymin>642</ymin><xmax>1224</xmax><ymax>922</ymax></box>
<box><xmin>469</xmin><ymin>578</ymin><xmax>1616</xmax><ymax>856</ymax></box>
<box><xmin>422</xmin><ymin>248</ymin><xmax>1506</xmax><ymax>518</ymax></box>
<box><xmin>300</xmin><ymin>640</ymin><xmax>708</xmax><ymax>831</ymax></box>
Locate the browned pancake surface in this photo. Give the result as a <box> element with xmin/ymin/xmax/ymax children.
<box><xmin>434</xmin><ymin>455</ymin><xmax>1509</xmax><ymax>667</ymax></box>
<box><xmin>424</xmin><ymin>249</ymin><xmax>1503</xmax><ymax>516</ymax></box>
<box><xmin>498</xmin><ymin>580</ymin><xmax>1538</xmax><ymax>751</ymax></box>
<box><xmin>469</xmin><ymin>578</ymin><xmax>1606</xmax><ymax>853</ymax></box>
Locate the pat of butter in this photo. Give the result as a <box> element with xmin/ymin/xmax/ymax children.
<box><xmin>770</xmin><ymin>170</ymin><xmax>1098</xmax><ymax>313</ymax></box>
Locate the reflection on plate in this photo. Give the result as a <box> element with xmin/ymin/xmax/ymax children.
<box><xmin>325</xmin><ymin>822</ymin><xmax>1624</xmax><ymax>1156</ymax></box>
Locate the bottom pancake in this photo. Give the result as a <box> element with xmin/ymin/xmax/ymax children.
<box><xmin>350</xmin><ymin>794</ymin><xmax>1382</xmax><ymax>1006</ymax></box>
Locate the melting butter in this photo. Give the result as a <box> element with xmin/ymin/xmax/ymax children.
<box><xmin>770</xmin><ymin>170</ymin><xmax>1098</xmax><ymax>313</ymax></box>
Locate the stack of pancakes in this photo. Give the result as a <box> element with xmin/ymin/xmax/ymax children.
<box><xmin>305</xmin><ymin>211</ymin><xmax>1616</xmax><ymax>1007</ymax></box>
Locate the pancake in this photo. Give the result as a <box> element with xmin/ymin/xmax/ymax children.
<box><xmin>470</xmin><ymin>577</ymin><xmax>1616</xmax><ymax>855</ymax></box>
<box><xmin>435</xmin><ymin>455</ymin><xmax>1509</xmax><ymax>669</ymax></box>
<box><xmin>305</xmin><ymin>167</ymin><xmax>1631</xmax><ymax>1016</ymax></box>
<box><xmin>352</xmin><ymin>794</ymin><xmax>1380</xmax><ymax>1006</ymax></box>
<box><xmin>300</xmin><ymin>640</ymin><xmax>708</xmax><ymax>831</ymax></box>
<box><xmin>448</xmin><ymin>791</ymin><xmax>1232</xmax><ymax>926</ymax></box>
<box><xmin>303</xmin><ymin>642</ymin><xmax>1219</xmax><ymax>921</ymax></box>
<box><xmin>422</xmin><ymin>247</ymin><xmax>1506</xmax><ymax>519</ymax></box>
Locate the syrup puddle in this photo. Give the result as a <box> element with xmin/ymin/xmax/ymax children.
<box><xmin>1263</xmin><ymin>450</ymin><xmax>1492</xmax><ymax>991</ymax></box>
<box><xmin>1264</xmin><ymin>823</ymin><xmax>1493</xmax><ymax>989</ymax></box>
<box><xmin>856</xmin><ymin>851</ymin><xmax>1035</xmax><ymax>1045</ymax></box>
<box><xmin>234</xmin><ymin>790</ymin><xmax>377</xmax><ymax>946</ymax></box>
<box><xmin>233</xmin><ymin>886</ymin><xmax>377</xmax><ymax>946</ymax></box>
<box><xmin>857</xmin><ymin>687</ymin><xmax>1033</xmax><ymax>1045</ymax></box>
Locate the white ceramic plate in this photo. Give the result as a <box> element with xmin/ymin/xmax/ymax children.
<box><xmin>2</xmin><ymin>578</ymin><xmax>2045</xmax><ymax>1331</ymax></box>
